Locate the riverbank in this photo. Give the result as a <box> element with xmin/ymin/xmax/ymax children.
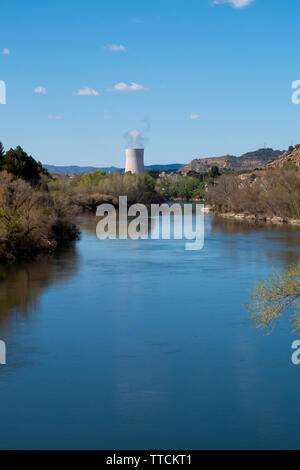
<box><xmin>205</xmin><ymin>166</ymin><xmax>300</xmax><ymax>225</ymax></box>
<box><xmin>204</xmin><ymin>206</ymin><xmax>300</xmax><ymax>225</ymax></box>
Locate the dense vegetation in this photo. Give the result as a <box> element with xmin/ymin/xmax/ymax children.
<box><xmin>0</xmin><ymin>143</ymin><xmax>79</xmax><ymax>262</ymax></box>
<box><xmin>156</xmin><ymin>166</ymin><xmax>219</xmax><ymax>200</ymax></box>
<box><xmin>73</xmin><ymin>165</ymin><xmax>219</xmax><ymax>204</ymax></box>
<box><xmin>207</xmin><ymin>165</ymin><xmax>300</xmax><ymax>220</ymax></box>
<box><xmin>76</xmin><ymin>171</ymin><xmax>162</xmax><ymax>205</ymax></box>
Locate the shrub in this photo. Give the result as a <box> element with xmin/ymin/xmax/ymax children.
<box><xmin>0</xmin><ymin>171</ymin><xmax>79</xmax><ymax>262</ymax></box>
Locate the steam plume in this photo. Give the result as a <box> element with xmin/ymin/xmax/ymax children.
<box><xmin>125</xmin><ymin>121</ymin><xmax>150</xmax><ymax>149</ymax></box>
<box><xmin>125</xmin><ymin>129</ymin><xmax>147</xmax><ymax>149</ymax></box>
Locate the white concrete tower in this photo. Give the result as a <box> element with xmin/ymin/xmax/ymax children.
<box><xmin>125</xmin><ymin>148</ymin><xmax>144</xmax><ymax>174</ymax></box>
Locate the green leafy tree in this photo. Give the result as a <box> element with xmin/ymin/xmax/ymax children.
<box><xmin>80</xmin><ymin>170</ymin><xmax>106</xmax><ymax>186</ymax></box>
<box><xmin>156</xmin><ymin>175</ymin><xmax>208</xmax><ymax>200</ymax></box>
<box><xmin>0</xmin><ymin>146</ymin><xmax>49</xmax><ymax>185</ymax></box>
<box><xmin>245</xmin><ymin>264</ymin><xmax>300</xmax><ymax>333</ymax></box>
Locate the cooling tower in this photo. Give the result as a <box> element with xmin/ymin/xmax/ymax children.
<box><xmin>125</xmin><ymin>148</ymin><xmax>144</xmax><ymax>174</ymax></box>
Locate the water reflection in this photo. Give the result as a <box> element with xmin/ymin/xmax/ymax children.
<box><xmin>210</xmin><ymin>214</ymin><xmax>300</xmax><ymax>237</ymax></box>
<box><xmin>209</xmin><ymin>215</ymin><xmax>300</xmax><ymax>267</ymax></box>
<box><xmin>1</xmin><ymin>213</ymin><xmax>299</xmax><ymax>331</ymax></box>
<box><xmin>0</xmin><ymin>247</ymin><xmax>79</xmax><ymax>329</ymax></box>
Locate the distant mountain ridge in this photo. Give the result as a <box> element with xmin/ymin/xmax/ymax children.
<box><xmin>44</xmin><ymin>165</ymin><xmax>123</xmax><ymax>175</ymax></box>
<box><xmin>44</xmin><ymin>148</ymin><xmax>286</xmax><ymax>176</ymax></box>
<box><xmin>44</xmin><ymin>163</ymin><xmax>184</xmax><ymax>175</ymax></box>
<box><xmin>178</xmin><ymin>148</ymin><xmax>284</xmax><ymax>175</ymax></box>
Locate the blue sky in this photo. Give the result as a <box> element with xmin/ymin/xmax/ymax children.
<box><xmin>0</xmin><ymin>0</ymin><xmax>300</xmax><ymax>167</ymax></box>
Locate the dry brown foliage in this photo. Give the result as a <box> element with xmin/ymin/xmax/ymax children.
<box><xmin>206</xmin><ymin>169</ymin><xmax>300</xmax><ymax>219</ymax></box>
<box><xmin>0</xmin><ymin>171</ymin><xmax>79</xmax><ymax>262</ymax></box>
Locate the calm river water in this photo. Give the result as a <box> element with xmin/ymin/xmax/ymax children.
<box><xmin>0</xmin><ymin>213</ymin><xmax>300</xmax><ymax>449</ymax></box>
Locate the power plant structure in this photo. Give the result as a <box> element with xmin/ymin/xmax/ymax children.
<box><xmin>125</xmin><ymin>148</ymin><xmax>144</xmax><ymax>174</ymax></box>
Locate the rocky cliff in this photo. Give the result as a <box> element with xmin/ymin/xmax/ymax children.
<box><xmin>267</xmin><ymin>145</ymin><xmax>300</xmax><ymax>169</ymax></box>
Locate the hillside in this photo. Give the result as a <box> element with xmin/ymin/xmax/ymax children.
<box><xmin>267</xmin><ymin>145</ymin><xmax>300</xmax><ymax>169</ymax></box>
<box><xmin>178</xmin><ymin>148</ymin><xmax>283</xmax><ymax>175</ymax></box>
<box><xmin>44</xmin><ymin>163</ymin><xmax>184</xmax><ymax>175</ymax></box>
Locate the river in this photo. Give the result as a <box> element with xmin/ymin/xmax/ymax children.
<box><xmin>0</xmin><ymin>212</ymin><xmax>299</xmax><ymax>449</ymax></box>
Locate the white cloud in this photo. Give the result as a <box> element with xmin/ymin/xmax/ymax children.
<box><xmin>108</xmin><ymin>82</ymin><xmax>149</xmax><ymax>92</ymax></box>
<box><xmin>3</xmin><ymin>48</ymin><xmax>10</xmax><ymax>55</ymax></box>
<box><xmin>48</xmin><ymin>115</ymin><xmax>63</xmax><ymax>120</ymax></box>
<box><xmin>34</xmin><ymin>87</ymin><xmax>47</xmax><ymax>94</ymax></box>
<box><xmin>105</xmin><ymin>44</ymin><xmax>127</xmax><ymax>52</ymax></box>
<box><xmin>213</xmin><ymin>0</ymin><xmax>255</xmax><ymax>8</ymax></box>
<box><xmin>73</xmin><ymin>87</ymin><xmax>100</xmax><ymax>96</ymax></box>
<box><xmin>189</xmin><ymin>113</ymin><xmax>201</xmax><ymax>120</ymax></box>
